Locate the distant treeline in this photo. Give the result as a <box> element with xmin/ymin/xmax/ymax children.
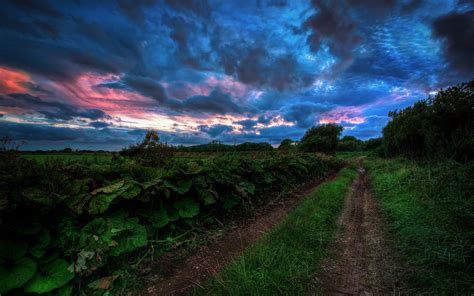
<box><xmin>176</xmin><ymin>141</ymin><xmax>274</xmax><ymax>152</ymax></box>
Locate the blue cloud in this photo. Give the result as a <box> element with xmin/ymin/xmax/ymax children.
<box><xmin>0</xmin><ymin>0</ymin><xmax>471</xmax><ymax>149</ymax></box>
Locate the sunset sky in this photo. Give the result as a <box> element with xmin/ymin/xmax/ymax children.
<box><xmin>0</xmin><ymin>0</ymin><xmax>473</xmax><ymax>150</ymax></box>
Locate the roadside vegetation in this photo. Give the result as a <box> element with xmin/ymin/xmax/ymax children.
<box><xmin>366</xmin><ymin>157</ymin><xmax>474</xmax><ymax>294</ymax></box>
<box><xmin>197</xmin><ymin>167</ymin><xmax>357</xmax><ymax>295</ymax></box>
<box><xmin>364</xmin><ymin>81</ymin><xmax>474</xmax><ymax>294</ymax></box>
<box><xmin>0</xmin><ymin>134</ymin><xmax>341</xmax><ymax>295</ymax></box>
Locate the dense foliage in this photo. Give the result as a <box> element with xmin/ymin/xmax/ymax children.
<box><xmin>120</xmin><ymin>131</ymin><xmax>175</xmax><ymax>166</ymax></box>
<box><xmin>382</xmin><ymin>81</ymin><xmax>474</xmax><ymax>162</ymax></box>
<box><xmin>0</xmin><ymin>151</ymin><xmax>341</xmax><ymax>294</ymax></box>
<box><xmin>299</xmin><ymin>123</ymin><xmax>343</xmax><ymax>154</ymax></box>
<box><xmin>177</xmin><ymin>141</ymin><xmax>274</xmax><ymax>152</ymax></box>
<box><xmin>337</xmin><ymin>136</ymin><xmax>363</xmax><ymax>152</ymax></box>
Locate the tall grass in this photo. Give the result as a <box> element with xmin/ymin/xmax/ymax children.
<box><xmin>365</xmin><ymin>157</ymin><xmax>474</xmax><ymax>294</ymax></box>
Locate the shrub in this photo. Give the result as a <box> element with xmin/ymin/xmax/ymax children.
<box><xmin>382</xmin><ymin>81</ymin><xmax>474</xmax><ymax>162</ymax></box>
<box><xmin>299</xmin><ymin>124</ymin><xmax>343</xmax><ymax>154</ymax></box>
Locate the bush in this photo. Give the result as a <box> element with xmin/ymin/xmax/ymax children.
<box><xmin>120</xmin><ymin>130</ymin><xmax>175</xmax><ymax>166</ymax></box>
<box><xmin>382</xmin><ymin>81</ymin><xmax>474</xmax><ymax>162</ymax></box>
<box><xmin>338</xmin><ymin>136</ymin><xmax>363</xmax><ymax>152</ymax></box>
<box><xmin>299</xmin><ymin>124</ymin><xmax>343</xmax><ymax>154</ymax></box>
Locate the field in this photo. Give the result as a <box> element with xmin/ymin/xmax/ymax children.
<box><xmin>21</xmin><ymin>153</ymin><xmax>113</xmax><ymax>164</ymax></box>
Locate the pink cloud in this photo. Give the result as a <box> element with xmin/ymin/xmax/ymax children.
<box><xmin>0</xmin><ymin>67</ymin><xmax>30</xmax><ymax>94</ymax></box>
<box><xmin>319</xmin><ymin>106</ymin><xmax>366</xmax><ymax>124</ymax></box>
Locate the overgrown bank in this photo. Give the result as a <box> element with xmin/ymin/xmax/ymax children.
<box><xmin>365</xmin><ymin>157</ymin><xmax>474</xmax><ymax>294</ymax></box>
<box><xmin>196</xmin><ymin>166</ymin><xmax>357</xmax><ymax>295</ymax></box>
<box><xmin>0</xmin><ymin>152</ymin><xmax>341</xmax><ymax>295</ymax></box>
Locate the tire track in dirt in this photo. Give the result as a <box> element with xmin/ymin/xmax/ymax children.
<box><xmin>315</xmin><ymin>160</ymin><xmax>401</xmax><ymax>295</ymax></box>
<box><xmin>142</xmin><ymin>169</ymin><xmax>343</xmax><ymax>295</ymax></box>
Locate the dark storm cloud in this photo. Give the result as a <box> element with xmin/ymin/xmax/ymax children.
<box><xmin>301</xmin><ymin>0</ymin><xmax>363</xmax><ymax>76</ymax></box>
<box><xmin>175</xmin><ymin>89</ymin><xmax>244</xmax><ymax>114</ymax></box>
<box><xmin>350</xmin><ymin>0</ymin><xmax>397</xmax><ymax>15</ymax></box>
<box><xmin>164</xmin><ymin>0</ymin><xmax>212</xmax><ymax>19</ymax></box>
<box><xmin>0</xmin><ymin>121</ymin><xmax>83</xmax><ymax>141</ymax></box>
<box><xmin>89</xmin><ymin>121</ymin><xmax>110</xmax><ymax>129</ymax></box>
<box><xmin>74</xmin><ymin>18</ymin><xmax>145</xmax><ymax>71</ymax></box>
<box><xmin>5</xmin><ymin>0</ymin><xmax>63</xmax><ymax>18</ymax></box>
<box><xmin>198</xmin><ymin>124</ymin><xmax>233</xmax><ymax>137</ymax></box>
<box><xmin>122</xmin><ymin>75</ymin><xmax>168</xmax><ymax>103</ymax></box>
<box><xmin>217</xmin><ymin>45</ymin><xmax>313</xmax><ymax>91</ymax></box>
<box><xmin>0</xmin><ymin>93</ymin><xmax>109</xmax><ymax>121</ymax></box>
<box><xmin>116</xmin><ymin>0</ymin><xmax>157</xmax><ymax>24</ymax></box>
<box><xmin>282</xmin><ymin>102</ymin><xmax>332</xmax><ymax>128</ymax></box>
<box><xmin>235</xmin><ymin>119</ymin><xmax>258</xmax><ymax>130</ymax></box>
<box><xmin>432</xmin><ymin>10</ymin><xmax>474</xmax><ymax>77</ymax></box>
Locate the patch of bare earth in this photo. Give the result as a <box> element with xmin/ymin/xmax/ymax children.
<box><xmin>142</xmin><ymin>169</ymin><xmax>342</xmax><ymax>295</ymax></box>
<box><xmin>313</xmin><ymin>162</ymin><xmax>402</xmax><ymax>295</ymax></box>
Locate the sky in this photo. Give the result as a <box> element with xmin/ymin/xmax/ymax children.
<box><xmin>0</xmin><ymin>0</ymin><xmax>473</xmax><ymax>150</ymax></box>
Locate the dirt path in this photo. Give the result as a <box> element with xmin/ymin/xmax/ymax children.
<box><xmin>315</xmin><ymin>161</ymin><xmax>401</xmax><ymax>295</ymax></box>
<box><xmin>142</xmin><ymin>169</ymin><xmax>342</xmax><ymax>295</ymax></box>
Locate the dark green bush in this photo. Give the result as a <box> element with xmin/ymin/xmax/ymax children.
<box><xmin>299</xmin><ymin>124</ymin><xmax>343</xmax><ymax>154</ymax></box>
<box><xmin>382</xmin><ymin>81</ymin><xmax>474</xmax><ymax>162</ymax></box>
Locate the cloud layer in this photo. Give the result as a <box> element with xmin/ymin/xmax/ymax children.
<box><xmin>0</xmin><ymin>0</ymin><xmax>472</xmax><ymax>149</ymax></box>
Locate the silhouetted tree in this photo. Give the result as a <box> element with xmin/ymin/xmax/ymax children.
<box><xmin>278</xmin><ymin>138</ymin><xmax>293</xmax><ymax>151</ymax></box>
<box><xmin>299</xmin><ymin>124</ymin><xmax>343</xmax><ymax>154</ymax></box>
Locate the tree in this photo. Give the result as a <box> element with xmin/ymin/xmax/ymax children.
<box><xmin>120</xmin><ymin>130</ymin><xmax>174</xmax><ymax>166</ymax></box>
<box><xmin>382</xmin><ymin>81</ymin><xmax>474</xmax><ymax>162</ymax></box>
<box><xmin>278</xmin><ymin>138</ymin><xmax>293</xmax><ymax>151</ymax></box>
<box><xmin>299</xmin><ymin>124</ymin><xmax>343</xmax><ymax>154</ymax></box>
<box><xmin>338</xmin><ymin>136</ymin><xmax>363</xmax><ymax>152</ymax></box>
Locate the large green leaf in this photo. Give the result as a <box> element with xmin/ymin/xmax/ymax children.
<box><xmin>149</xmin><ymin>208</ymin><xmax>169</xmax><ymax>228</ymax></box>
<box><xmin>88</xmin><ymin>180</ymin><xmax>142</xmax><ymax>214</ymax></box>
<box><xmin>109</xmin><ymin>218</ymin><xmax>147</xmax><ymax>257</ymax></box>
<box><xmin>79</xmin><ymin>218</ymin><xmax>115</xmax><ymax>252</ymax></box>
<box><xmin>29</xmin><ymin>229</ymin><xmax>51</xmax><ymax>258</ymax></box>
<box><xmin>0</xmin><ymin>239</ymin><xmax>28</xmax><ymax>260</ymax></box>
<box><xmin>174</xmin><ymin>197</ymin><xmax>199</xmax><ymax>218</ymax></box>
<box><xmin>21</xmin><ymin>188</ymin><xmax>53</xmax><ymax>206</ymax></box>
<box><xmin>0</xmin><ymin>257</ymin><xmax>37</xmax><ymax>293</ymax></box>
<box><xmin>141</xmin><ymin>177</ymin><xmax>162</xmax><ymax>190</ymax></box>
<box><xmin>182</xmin><ymin>162</ymin><xmax>203</xmax><ymax>174</ymax></box>
<box><xmin>198</xmin><ymin>188</ymin><xmax>218</xmax><ymax>205</ymax></box>
<box><xmin>65</xmin><ymin>193</ymin><xmax>92</xmax><ymax>214</ymax></box>
<box><xmin>164</xmin><ymin>179</ymin><xmax>192</xmax><ymax>194</ymax></box>
<box><xmin>91</xmin><ymin>180</ymin><xmax>125</xmax><ymax>195</ymax></box>
<box><xmin>121</xmin><ymin>183</ymin><xmax>141</xmax><ymax>199</ymax></box>
<box><xmin>24</xmin><ymin>259</ymin><xmax>74</xmax><ymax>294</ymax></box>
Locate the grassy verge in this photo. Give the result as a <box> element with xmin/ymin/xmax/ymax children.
<box><xmin>365</xmin><ymin>157</ymin><xmax>474</xmax><ymax>294</ymax></box>
<box><xmin>195</xmin><ymin>167</ymin><xmax>357</xmax><ymax>295</ymax></box>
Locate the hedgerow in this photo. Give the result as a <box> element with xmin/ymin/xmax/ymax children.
<box><xmin>0</xmin><ymin>152</ymin><xmax>341</xmax><ymax>294</ymax></box>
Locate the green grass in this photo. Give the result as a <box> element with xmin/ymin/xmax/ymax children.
<box><xmin>195</xmin><ymin>167</ymin><xmax>357</xmax><ymax>295</ymax></box>
<box><xmin>21</xmin><ymin>153</ymin><xmax>112</xmax><ymax>164</ymax></box>
<box><xmin>365</xmin><ymin>157</ymin><xmax>474</xmax><ymax>295</ymax></box>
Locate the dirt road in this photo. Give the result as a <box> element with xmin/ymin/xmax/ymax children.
<box><xmin>316</xmin><ymin>162</ymin><xmax>401</xmax><ymax>295</ymax></box>
<box><xmin>142</xmin><ymin>170</ymin><xmax>342</xmax><ymax>295</ymax></box>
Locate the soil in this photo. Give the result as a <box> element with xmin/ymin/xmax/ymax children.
<box><xmin>141</xmin><ymin>169</ymin><xmax>342</xmax><ymax>295</ymax></box>
<box><xmin>314</xmin><ymin>161</ymin><xmax>402</xmax><ymax>295</ymax></box>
